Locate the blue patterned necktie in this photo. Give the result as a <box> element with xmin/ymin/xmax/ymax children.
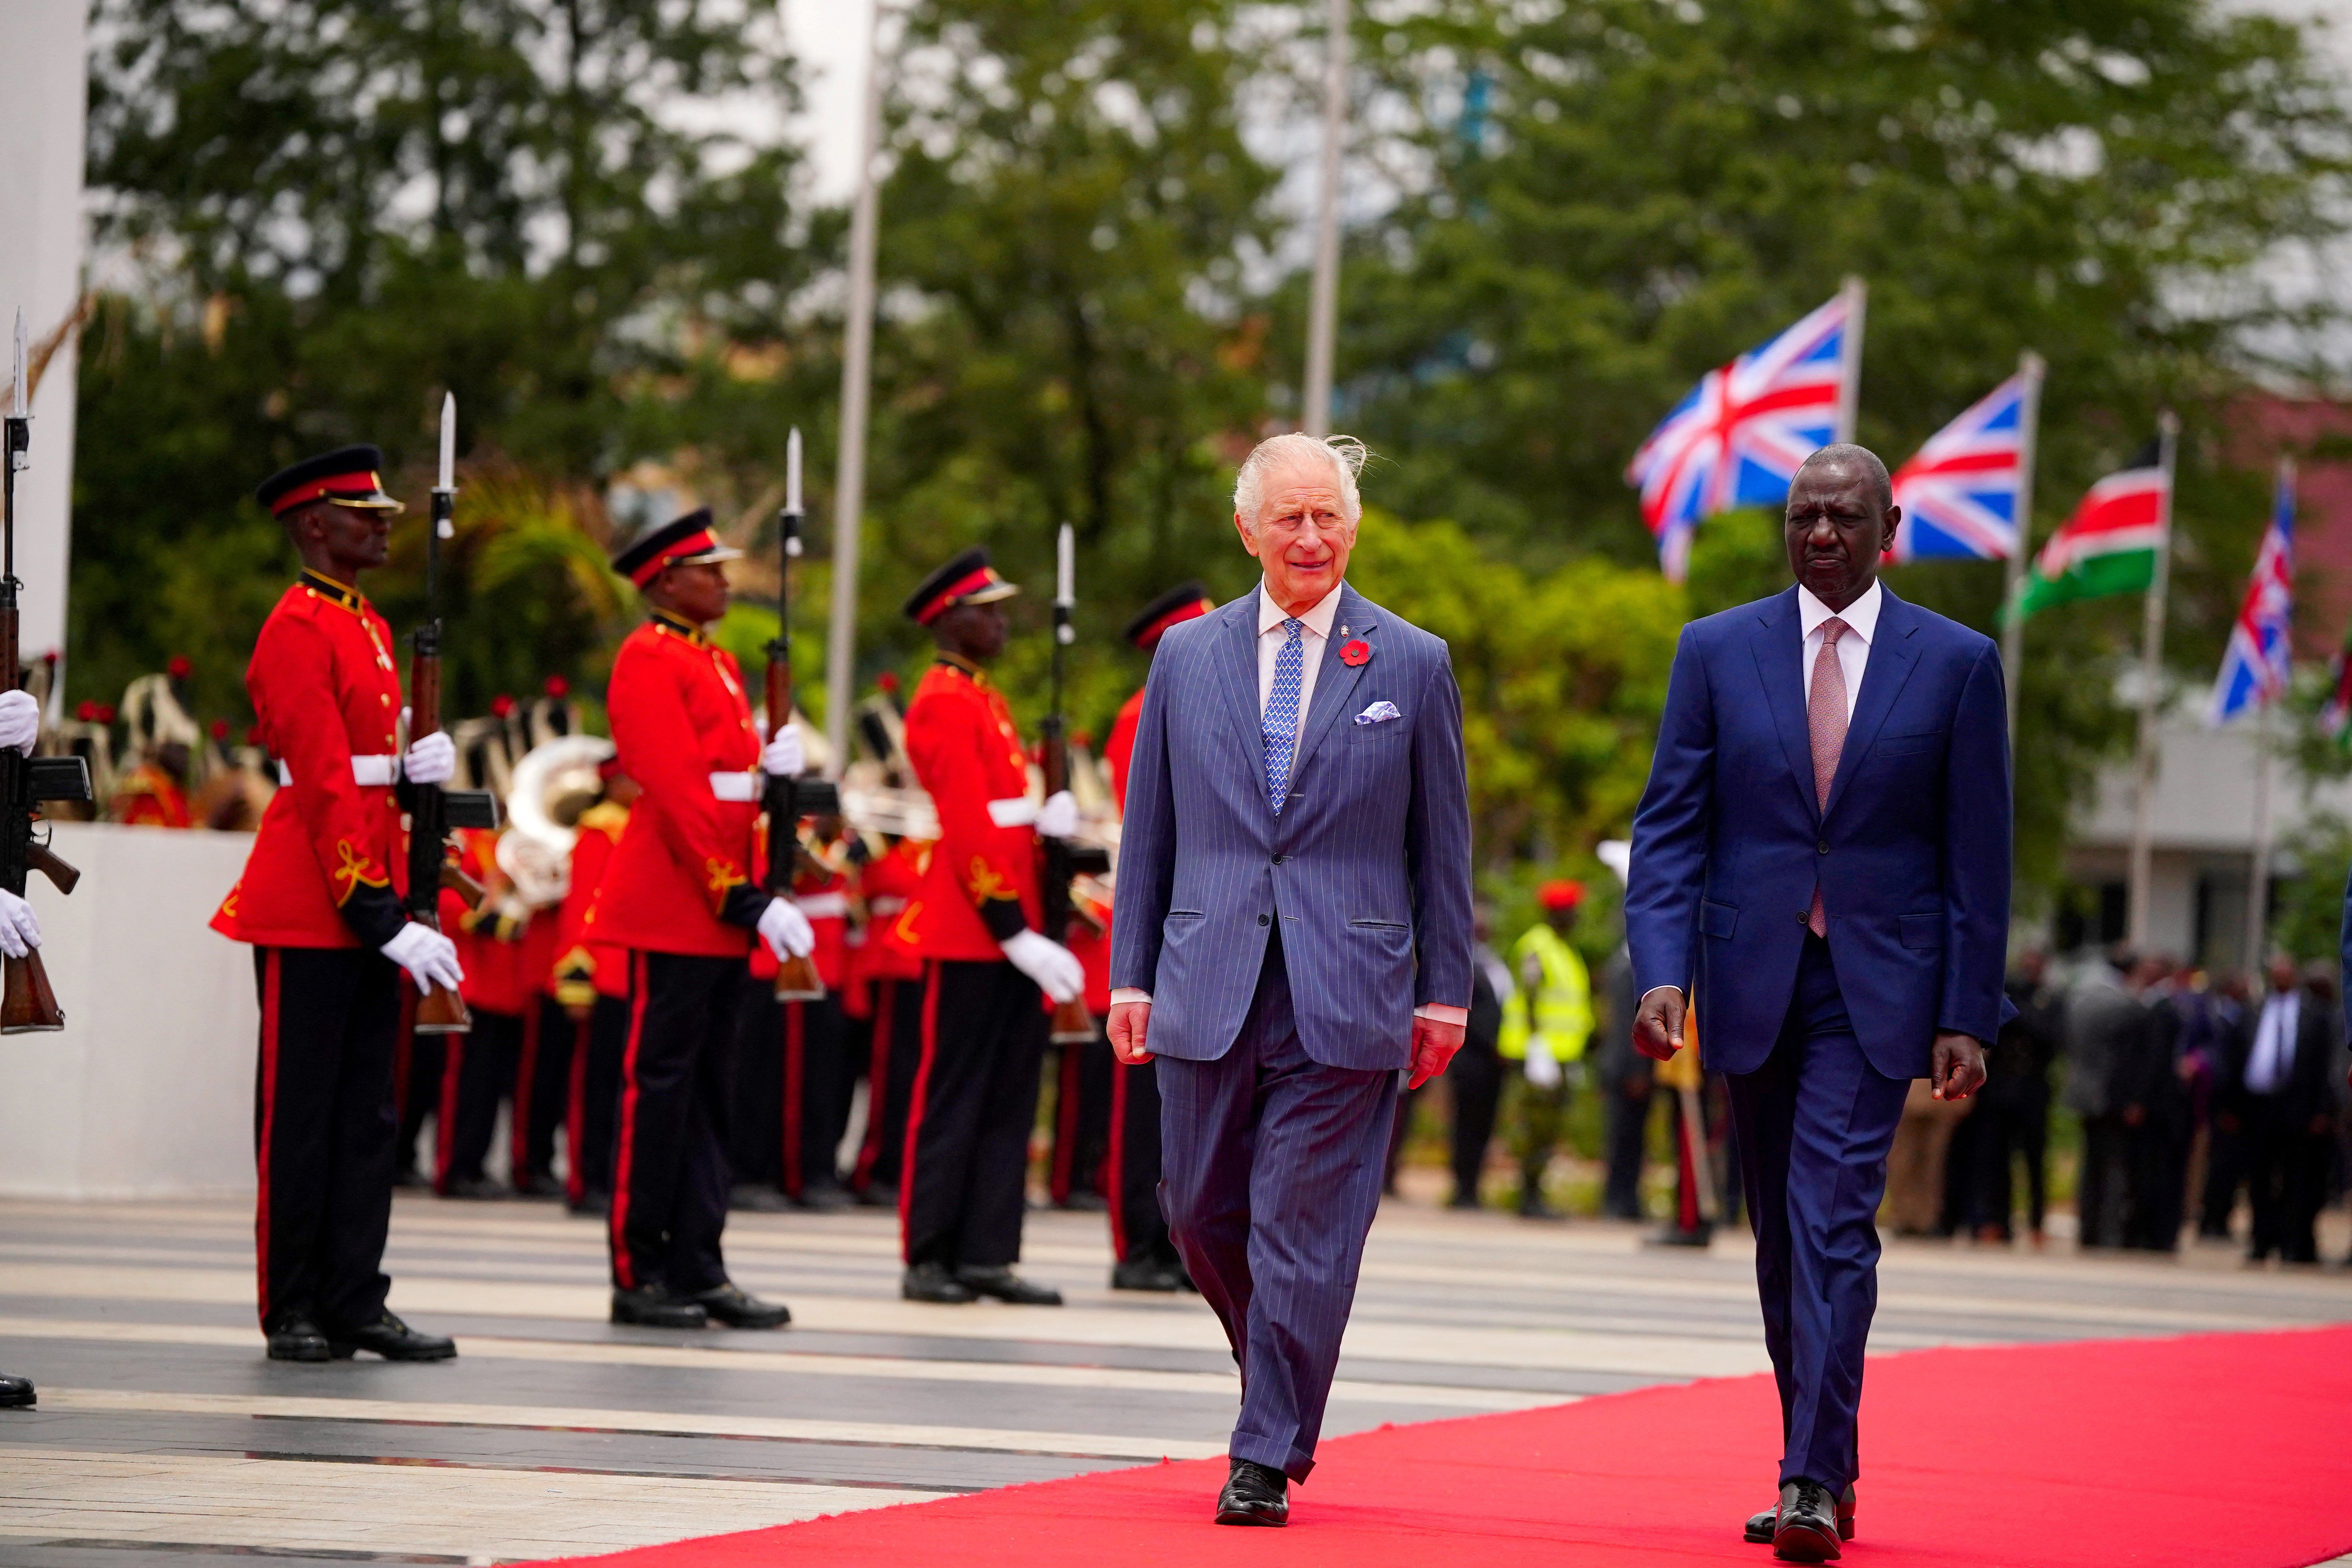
<box><xmin>1263</xmin><ymin>617</ymin><xmax>1305</xmax><ymax>813</ymax></box>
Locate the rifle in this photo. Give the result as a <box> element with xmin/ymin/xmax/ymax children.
<box><xmin>0</xmin><ymin>311</ymin><xmax>91</xmax><ymax>1034</ymax></box>
<box><xmin>1040</xmin><ymin>523</ymin><xmax>1109</xmax><ymax>1045</ymax></box>
<box><xmin>404</xmin><ymin>394</ymin><xmax>501</xmax><ymax>1034</ymax></box>
<box><xmin>763</xmin><ymin>426</ymin><xmax>839</xmax><ymax>1001</ymax></box>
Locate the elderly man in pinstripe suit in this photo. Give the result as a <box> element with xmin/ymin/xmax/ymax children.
<box><xmin>1109</xmin><ymin>432</ymin><xmax>1475</xmax><ymax>1527</ymax></box>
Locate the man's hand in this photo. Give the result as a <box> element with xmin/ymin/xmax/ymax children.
<box><xmin>381</xmin><ymin>921</ymin><xmax>464</xmax><ymax>996</ymax></box>
<box><xmin>403</xmin><ymin>731</ymin><xmax>456</xmax><ymax>786</ymax></box>
<box><xmin>757</xmin><ymin>897</ymin><xmax>816</xmax><ymax>961</ymax></box>
<box><xmin>1108</xmin><ymin>999</ymin><xmax>1153</xmax><ymax>1064</ymax></box>
<box><xmin>0</xmin><ymin>888</ymin><xmax>40</xmax><ymax>958</ymax></box>
<box><xmin>999</xmin><ymin>929</ymin><xmax>1084</xmax><ymax>1004</ymax></box>
<box><xmin>1633</xmin><ymin>986</ymin><xmax>1686</xmax><ymax>1062</ymax></box>
<box><xmin>762</xmin><ymin>723</ymin><xmax>806</xmax><ymax>778</ymax></box>
<box><xmin>0</xmin><ymin>690</ymin><xmax>39</xmax><ymax>757</ymax></box>
<box><xmin>1930</xmin><ymin>1031</ymin><xmax>1986</xmax><ymax>1100</ymax></box>
<box><xmin>1408</xmin><ymin>1013</ymin><xmax>1465</xmax><ymax>1090</ymax></box>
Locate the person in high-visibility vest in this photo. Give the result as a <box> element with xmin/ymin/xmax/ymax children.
<box><xmin>1498</xmin><ymin>880</ymin><xmax>1594</xmax><ymax>1219</ymax></box>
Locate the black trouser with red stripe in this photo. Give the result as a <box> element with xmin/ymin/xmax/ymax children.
<box><xmin>1045</xmin><ymin>1029</ymin><xmax>1115</xmax><ymax>1205</ymax></box>
<box><xmin>1107</xmin><ymin>1051</ymin><xmax>1180</xmax><ymax>1267</ymax></box>
<box><xmin>610</xmin><ymin>951</ymin><xmax>743</xmax><ymax>1293</ymax></box>
<box><xmin>901</xmin><ymin>958</ymin><xmax>1047</xmax><ymax>1270</ymax></box>
<box><xmin>850</xmin><ymin>977</ymin><xmax>925</xmax><ymax>1196</ymax></box>
<box><xmin>511</xmin><ymin>996</ymin><xmax>574</xmax><ymax>1191</ymax></box>
<box><xmin>733</xmin><ymin>989</ymin><xmax>855</xmax><ymax>1197</ymax></box>
<box><xmin>566</xmin><ymin>993</ymin><xmax>631</xmax><ymax>1205</ymax></box>
<box><xmin>251</xmin><ymin>947</ymin><xmax>401</xmax><ymax>1334</ymax></box>
<box><xmin>434</xmin><ymin>1007</ymin><xmax>521</xmax><ymax>1192</ymax></box>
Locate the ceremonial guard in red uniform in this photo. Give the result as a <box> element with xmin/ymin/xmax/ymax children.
<box><xmin>1099</xmin><ymin>582</ymin><xmax>1214</xmax><ymax>1291</ymax></box>
<box><xmin>897</xmin><ymin>548</ymin><xmax>1085</xmax><ymax>1305</ymax></box>
<box><xmin>846</xmin><ymin>834</ymin><xmax>930</xmax><ymax>1204</ymax></box>
<box><xmin>586</xmin><ymin>510</ymin><xmax>810</xmax><ymax>1329</ymax></box>
<box><xmin>211</xmin><ymin>446</ymin><xmax>465</xmax><ymax>1363</ymax></box>
<box><xmin>733</xmin><ymin>819</ymin><xmax>858</xmax><ymax>1210</ymax></box>
<box><xmin>554</xmin><ymin>774</ymin><xmax>635</xmax><ymax>1215</ymax></box>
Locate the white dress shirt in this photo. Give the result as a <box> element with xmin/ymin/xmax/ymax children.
<box><xmin>1635</xmin><ymin>580</ymin><xmax>1886</xmax><ymax>1015</ymax></box>
<box><xmin>1112</xmin><ymin>578</ymin><xmax>1465</xmax><ymax>1028</ymax></box>
<box><xmin>1796</xmin><ymin>579</ymin><xmax>1881</xmax><ymax>722</ymax></box>
<box><xmin>1258</xmin><ymin>580</ymin><xmax>1345</xmax><ymax>753</ymax></box>
<box><xmin>2246</xmin><ymin>990</ymin><xmax>2301</xmax><ymax>1095</ymax></box>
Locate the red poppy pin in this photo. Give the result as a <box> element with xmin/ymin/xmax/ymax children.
<box><xmin>1339</xmin><ymin>639</ymin><xmax>1372</xmax><ymax>667</ymax></box>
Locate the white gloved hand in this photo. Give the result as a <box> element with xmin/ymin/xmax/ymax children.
<box><xmin>1035</xmin><ymin>789</ymin><xmax>1078</xmax><ymax>840</ymax></box>
<box><xmin>403</xmin><ymin>731</ymin><xmax>456</xmax><ymax>786</ymax></box>
<box><xmin>1000</xmin><ymin>928</ymin><xmax>1085</xmax><ymax>1005</ymax></box>
<box><xmin>0</xmin><ymin>690</ymin><xmax>39</xmax><ymax>757</ymax></box>
<box><xmin>762</xmin><ymin>723</ymin><xmax>806</xmax><ymax>778</ymax></box>
<box><xmin>758</xmin><ymin>896</ymin><xmax>816</xmax><ymax>960</ymax></box>
<box><xmin>381</xmin><ymin>922</ymin><xmax>464</xmax><ymax>995</ymax></box>
<box><xmin>1523</xmin><ymin>1034</ymin><xmax>1563</xmax><ymax>1091</ymax></box>
<box><xmin>0</xmin><ymin>888</ymin><xmax>41</xmax><ymax>958</ymax></box>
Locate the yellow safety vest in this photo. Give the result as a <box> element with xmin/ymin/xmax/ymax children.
<box><xmin>1498</xmin><ymin>924</ymin><xmax>1593</xmax><ymax>1063</ymax></box>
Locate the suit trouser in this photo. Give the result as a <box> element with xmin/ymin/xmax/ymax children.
<box><xmin>1602</xmin><ymin>1078</ymin><xmax>1654</xmax><ymax>1219</ymax></box>
<box><xmin>733</xmin><ymin>988</ymin><xmax>854</xmax><ymax>1196</ymax></box>
<box><xmin>435</xmin><ymin>1007</ymin><xmax>521</xmax><ymax>1191</ymax></box>
<box><xmin>900</xmin><ymin>959</ymin><xmax>1047</xmax><ymax>1270</ymax></box>
<box><xmin>609</xmin><ymin>952</ymin><xmax>743</xmax><ymax>1293</ymax></box>
<box><xmin>2076</xmin><ymin>1114</ymin><xmax>2132</xmax><ymax>1247</ymax></box>
<box><xmin>2245</xmin><ymin>1100</ymin><xmax>2329</xmax><ymax>1263</ymax></box>
<box><xmin>851</xmin><ymin>978</ymin><xmax>925</xmax><ymax>1194</ymax></box>
<box><xmin>566</xmin><ymin>993</ymin><xmax>630</xmax><ymax>1205</ymax></box>
<box><xmin>1046</xmin><ymin>1030</ymin><xmax>1116</xmax><ymax>1203</ymax></box>
<box><xmin>1723</xmin><ymin>933</ymin><xmax>1909</xmax><ymax>1495</ymax></box>
<box><xmin>251</xmin><ymin>947</ymin><xmax>400</xmax><ymax>1334</ymax></box>
<box><xmin>1157</xmin><ymin>931</ymin><xmax>1398</xmax><ymax>1482</ymax></box>
<box><xmin>1445</xmin><ymin>1031</ymin><xmax>1505</xmax><ymax>1200</ymax></box>
<box><xmin>1107</xmin><ymin>1052</ymin><xmax>1179</xmax><ymax>1266</ymax></box>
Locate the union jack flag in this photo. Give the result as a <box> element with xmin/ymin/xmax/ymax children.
<box><xmin>1626</xmin><ymin>287</ymin><xmax>1861</xmax><ymax>583</ymax></box>
<box><xmin>2209</xmin><ymin>460</ymin><xmax>2295</xmax><ymax>726</ymax></box>
<box><xmin>1888</xmin><ymin>369</ymin><xmax>2036</xmax><ymax>563</ymax></box>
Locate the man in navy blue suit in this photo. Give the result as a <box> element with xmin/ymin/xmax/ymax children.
<box><xmin>1109</xmin><ymin>432</ymin><xmax>1474</xmax><ymax>1527</ymax></box>
<box><xmin>1626</xmin><ymin>444</ymin><xmax>2009</xmax><ymax>1563</ymax></box>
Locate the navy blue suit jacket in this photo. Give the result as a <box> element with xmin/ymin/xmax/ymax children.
<box><xmin>1110</xmin><ymin>583</ymin><xmax>1475</xmax><ymax>1070</ymax></box>
<box><xmin>1625</xmin><ymin>584</ymin><xmax>2012</xmax><ymax>1080</ymax></box>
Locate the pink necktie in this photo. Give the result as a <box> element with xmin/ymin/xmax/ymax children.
<box><xmin>1806</xmin><ymin>618</ymin><xmax>1849</xmax><ymax>938</ymax></box>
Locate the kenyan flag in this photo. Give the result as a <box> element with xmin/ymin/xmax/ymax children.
<box><xmin>2005</xmin><ymin>441</ymin><xmax>2168</xmax><ymax>623</ymax></box>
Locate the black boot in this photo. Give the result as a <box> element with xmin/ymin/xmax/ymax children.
<box><xmin>955</xmin><ymin>1265</ymin><xmax>1063</xmax><ymax>1305</ymax></box>
<box><xmin>611</xmin><ymin>1282</ymin><xmax>710</xmax><ymax>1328</ymax></box>
<box><xmin>901</xmin><ymin>1261</ymin><xmax>978</xmax><ymax>1303</ymax></box>
<box><xmin>695</xmin><ymin>1282</ymin><xmax>791</xmax><ymax>1329</ymax></box>
<box><xmin>326</xmin><ymin>1312</ymin><xmax>457</xmax><ymax>1362</ymax></box>
<box><xmin>265</xmin><ymin>1316</ymin><xmax>330</xmax><ymax>1363</ymax></box>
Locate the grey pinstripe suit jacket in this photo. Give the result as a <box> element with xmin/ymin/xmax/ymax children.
<box><xmin>1110</xmin><ymin>583</ymin><xmax>1475</xmax><ymax>1070</ymax></box>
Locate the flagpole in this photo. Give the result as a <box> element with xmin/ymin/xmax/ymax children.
<box><xmin>2125</xmin><ymin>410</ymin><xmax>2180</xmax><ymax>951</ymax></box>
<box><xmin>824</xmin><ymin>0</ymin><xmax>889</xmax><ymax>774</ymax></box>
<box><xmin>2001</xmin><ymin>351</ymin><xmax>2044</xmax><ymax>748</ymax></box>
<box><xmin>1301</xmin><ymin>0</ymin><xmax>1347</xmax><ymax>440</ymax></box>
<box><xmin>2243</xmin><ymin>452</ymin><xmax>2294</xmax><ymax>969</ymax></box>
<box><xmin>1833</xmin><ymin>276</ymin><xmax>1867</xmax><ymax>444</ymax></box>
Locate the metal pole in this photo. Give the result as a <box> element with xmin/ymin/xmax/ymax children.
<box><xmin>1300</xmin><ymin>0</ymin><xmax>1346</xmax><ymax>439</ymax></box>
<box><xmin>2125</xmin><ymin>410</ymin><xmax>2179</xmax><ymax>951</ymax></box>
<box><xmin>2000</xmin><ymin>350</ymin><xmax>2044</xmax><ymax>749</ymax></box>
<box><xmin>824</xmin><ymin>0</ymin><xmax>888</xmax><ymax>774</ymax></box>
<box><xmin>1832</xmin><ymin>276</ymin><xmax>1867</xmax><ymax>445</ymax></box>
<box><xmin>2245</xmin><ymin>699</ymin><xmax>2274</xmax><ymax>970</ymax></box>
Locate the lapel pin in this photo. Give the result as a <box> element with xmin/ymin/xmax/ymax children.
<box><xmin>1339</xmin><ymin>639</ymin><xmax>1372</xmax><ymax>667</ymax></box>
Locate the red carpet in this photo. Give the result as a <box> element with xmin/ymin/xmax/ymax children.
<box><xmin>537</xmin><ymin>1327</ymin><xmax>2352</xmax><ymax>1567</ymax></box>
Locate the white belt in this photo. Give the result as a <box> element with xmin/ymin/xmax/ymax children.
<box><xmin>710</xmin><ymin>771</ymin><xmax>759</xmax><ymax>802</ymax></box>
<box><xmin>278</xmin><ymin>755</ymin><xmax>398</xmax><ymax>788</ymax></box>
<box><xmin>867</xmin><ymin>895</ymin><xmax>907</xmax><ymax>916</ymax></box>
<box><xmin>795</xmin><ymin>892</ymin><xmax>849</xmax><ymax>919</ymax></box>
<box><xmin>986</xmin><ymin>796</ymin><xmax>1038</xmax><ymax>828</ymax></box>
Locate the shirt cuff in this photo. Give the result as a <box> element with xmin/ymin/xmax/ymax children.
<box><xmin>1638</xmin><ymin>985</ymin><xmax>1685</xmax><ymax>1007</ymax></box>
<box><xmin>1415</xmin><ymin>1004</ymin><xmax>1468</xmax><ymax>1025</ymax></box>
<box><xmin>1110</xmin><ymin>987</ymin><xmax>1151</xmax><ymax>1007</ymax></box>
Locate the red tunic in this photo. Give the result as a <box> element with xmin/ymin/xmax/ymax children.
<box><xmin>856</xmin><ymin>837</ymin><xmax>931</xmax><ymax>982</ymax></box>
<box><xmin>550</xmin><ymin>801</ymin><xmax>630</xmax><ymax>1001</ymax></box>
<box><xmin>746</xmin><ymin>817</ymin><xmax>853</xmax><ymax>991</ymax></box>
<box><xmin>448</xmin><ymin>830</ymin><xmax>532</xmax><ymax>1015</ymax></box>
<box><xmin>902</xmin><ymin>657</ymin><xmax>1040</xmax><ymax>962</ymax></box>
<box><xmin>1105</xmin><ymin>685</ymin><xmax>1145</xmax><ymax>812</ymax></box>
<box><xmin>212</xmin><ymin>572</ymin><xmax>408</xmax><ymax>949</ymax></box>
<box><xmin>584</xmin><ymin>613</ymin><xmax>764</xmax><ymax>958</ymax></box>
<box><xmin>113</xmin><ymin>763</ymin><xmax>194</xmax><ymax>828</ymax></box>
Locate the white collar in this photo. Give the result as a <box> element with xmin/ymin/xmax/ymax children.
<box><xmin>1797</xmin><ymin>580</ymin><xmax>1882</xmax><ymax>645</ymax></box>
<box><xmin>1259</xmin><ymin>580</ymin><xmax>1345</xmax><ymax>639</ymax></box>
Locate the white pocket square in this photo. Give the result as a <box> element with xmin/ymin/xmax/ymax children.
<box><xmin>1355</xmin><ymin>701</ymin><xmax>1402</xmax><ymax>726</ymax></box>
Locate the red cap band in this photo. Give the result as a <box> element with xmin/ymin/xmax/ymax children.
<box><xmin>627</xmin><ymin>527</ymin><xmax>722</xmax><ymax>587</ymax></box>
<box><xmin>268</xmin><ymin>470</ymin><xmax>385</xmax><ymax>516</ymax></box>
<box><xmin>913</xmin><ymin>565</ymin><xmax>1001</xmax><ymax>624</ymax></box>
<box><xmin>1133</xmin><ymin>598</ymin><xmax>1214</xmax><ymax>649</ymax></box>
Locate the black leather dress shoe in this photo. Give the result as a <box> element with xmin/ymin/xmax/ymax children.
<box><xmin>0</xmin><ymin>1373</ymin><xmax>36</xmax><ymax>1408</ymax></box>
<box><xmin>955</xmin><ymin>1265</ymin><xmax>1063</xmax><ymax>1305</ymax></box>
<box><xmin>795</xmin><ymin>1180</ymin><xmax>855</xmax><ymax>1213</ymax></box>
<box><xmin>327</xmin><ymin>1312</ymin><xmax>457</xmax><ymax>1361</ymax></box>
<box><xmin>1771</xmin><ymin>1479</ymin><xmax>1843</xmax><ymax>1562</ymax></box>
<box><xmin>612</xmin><ymin>1282</ymin><xmax>711</xmax><ymax>1328</ymax></box>
<box><xmin>729</xmin><ymin>1183</ymin><xmax>792</xmax><ymax>1214</ymax></box>
<box><xmin>696</xmin><ymin>1282</ymin><xmax>791</xmax><ymax>1329</ymax></box>
<box><xmin>1111</xmin><ymin>1257</ymin><xmax>1186</xmax><ymax>1292</ymax></box>
<box><xmin>1214</xmin><ymin>1457</ymin><xmax>1289</xmax><ymax>1526</ymax></box>
<box><xmin>265</xmin><ymin>1316</ymin><xmax>331</xmax><ymax>1362</ymax></box>
<box><xmin>1746</xmin><ymin>1484</ymin><xmax>1854</xmax><ymax>1544</ymax></box>
<box><xmin>902</xmin><ymin>1261</ymin><xmax>978</xmax><ymax>1303</ymax></box>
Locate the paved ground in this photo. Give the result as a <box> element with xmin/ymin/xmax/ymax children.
<box><xmin>0</xmin><ymin>1191</ymin><xmax>2347</xmax><ymax>1566</ymax></box>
